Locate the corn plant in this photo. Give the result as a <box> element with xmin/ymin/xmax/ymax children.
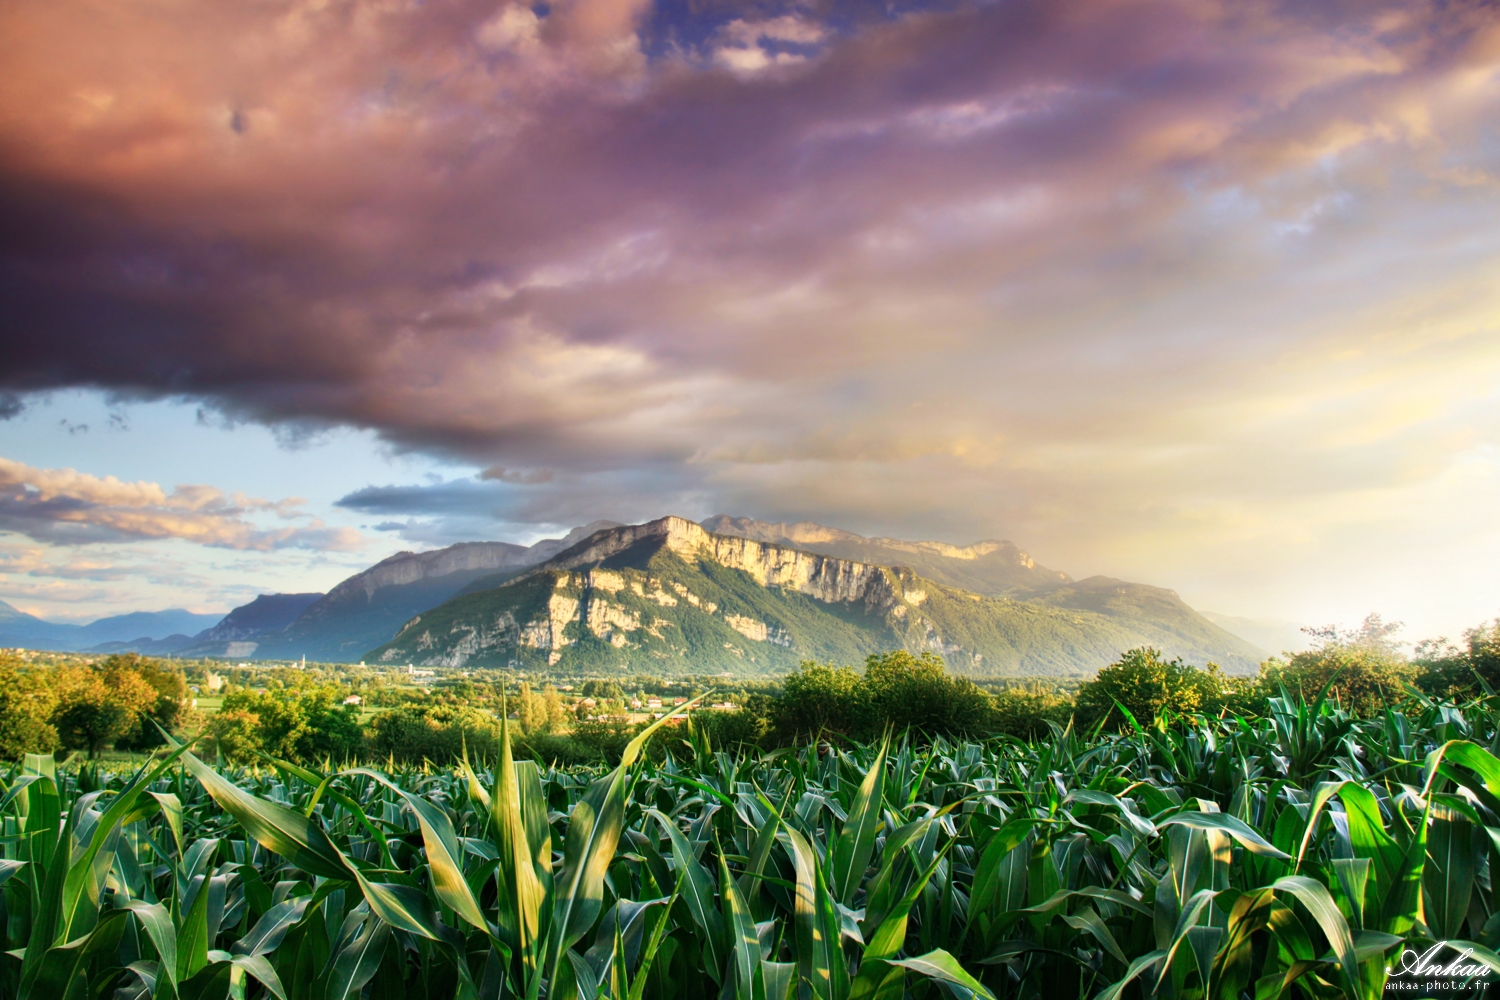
<box><xmin>8</xmin><ymin>690</ymin><xmax>1500</xmax><ymax>998</ymax></box>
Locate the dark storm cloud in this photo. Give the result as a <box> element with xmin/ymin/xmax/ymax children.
<box><xmin>336</xmin><ymin>479</ymin><xmax>511</xmax><ymax>518</ymax></box>
<box><xmin>1</xmin><ymin>0</ymin><xmax>1498</xmax><ymax>600</ymax></box>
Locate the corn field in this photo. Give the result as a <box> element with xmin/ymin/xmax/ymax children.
<box><xmin>6</xmin><ymin>690</ymin><xmax>1500</xmax><ymax>999</ymax></box>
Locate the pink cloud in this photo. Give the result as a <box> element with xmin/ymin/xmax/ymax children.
<box><xmin>0</xmin><ymin>456</ymin><xmax>364</xmax><ymax>550</ymax></box>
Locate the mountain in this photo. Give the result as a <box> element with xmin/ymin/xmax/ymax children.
<box><xmin>1203</xmin><ymin>613</ymin><xmax>1309</xmax><ymax>657</ymax></box>
<box><xmin>0</xmin><ymin>601</ymin><xmax>224</xmax><ymax>652</ymax></box>
<box><xmin>699</xmin><ymin>517</ymin><xmax>1269</xmax><ymax>666</ymax></box>
<box><xmin>85</xmin><ymin>634</ymin><xmax>200</xmax><ymax>656</ymax></box>
<box><xmin>700</xmin><ymin>516</ymin><xmax>1070</xmax><ymax>595</ymax></box>
<box><xmin>79</xmin><ymin>609</ymin><xmax>224</xmax><ymax>643</ymax></box>
<box><xmin>178</xmin><ymin>593</ymin><xmax>325</xmax><ymax>658</ymax></box>
<box><xmin>228</xmin><ymin>521</ymin><xmax>623</xmax><ymax>661</ymax></box>
<box><xmin>0</xmin><ymin>600</ymin><xmax>78</xmax><ymax>648</ymax></box>
<box><xmin>368</xmin><ymin>516</ymin><xmax>1266</xmax><ymax>675</ymax></box>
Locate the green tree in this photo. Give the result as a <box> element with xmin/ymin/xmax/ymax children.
<box><xmin>1257</xmin><ymin>614</ymin><xmax>1413</xmax><ymax>716</ymax></box>
<box><xmin>51</xmin><ymin>664</ymin><xmax>158</xmax><ymax>759</ymax></box>
<box><xmin>1076</xmin><ymin>647</ymin><xmax>1233</xmax><ymax>728</ymax></box>
<box><xmin>988</xmin><ymin>683</ymin><xmax>1074</xmax><ymax>741</ymax></box>
<box><xmin>863</xmin><ymin>650</ymin><xmax>993</xmax><ymax>738</ymax></box>
<box><xmin>206</xmin><ymin>709</ymin><xmax>265</xmax><ymax>764</ymax></box>
<box><xmin>210</xmin><ymin>687</ymin><xmax>363</xmax><ymax>763</ymax></box>
<box><xmin>367</xmin><ymin>703</ymin><xmax>502</xmax><ymax>763</ymax></box>
<box><xmin>770</xmin><ymin>661</ymin><xmax>869</xmax><ymax>743</ymax></box>
<box><xmin>581</xmin><ymin>680</ymin><xmax>626</xmax><ymax>702</ymax></box>
<box><xmin>108</xmin><ymin>654</ymin><xmax>191</xmax><ymax>750</ymax></box>
<box><xmin>1415</xmin><ymin>616</ymin><xmax>1500</xmax><ymax>698</ymax></box>
<box><xmin>0</xmin><ymin>658</ymin><xmax>60</xmax><ymax>759</ymax></box>
<box><xmin>696</xmin><ymin>692</ymin><xmax>775</xmax><ymax>750</ymax></box>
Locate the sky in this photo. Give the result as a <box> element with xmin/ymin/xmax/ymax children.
<box><xmin>1</xmin><ymin>0</ymin><xmax>1499</xmax><ymax>643</ymax></box>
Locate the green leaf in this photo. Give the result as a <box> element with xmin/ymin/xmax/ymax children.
<box><xmin>118</xmin><ymin>899</ymin><xmax>179</xmax><ymax>996</ymax></box>
<box><xmin>181</xmin><ymin>748</ymin><xmax>349</xmax><ymax>879</ymax></box>
<box><xmin>1095</xmin><ymin>949</ymin><xmax>1168</xmax><ymax>1000</ymax></box>
<box><xmin>1271</xmin><ymin>876</ymin><xmax>1359</xmax><ymax>998</ymax></box>
<box><xmin>722</xmin><ymin>852</ymin><xmax>761</xmax><ymax>999</ymax></box>
<box><xmin>886</xmin><ymin>949</ymin><xmax>996</xmax><ymax>999</ymax></box>
<box><xmin>231</xmin><ymin>896</ymin><xmax>311</xmax><ymax>957</ymax></box>
<box><xmin>326</xmin><ymin>914</ymin><xmax>392</xmax><ymax>1000</ymax></box>
<box><xmin>492</xmin><ymin>696</ymin><xmax>547</xmax><ymax>980</ymax></box>
<box><xmin>547</xmin><ymin>692</ymin><xmax>708</xmax><ymax>987</ymax></box>
<box><xmin>830</xmin><ymin>737</ymin><xmax>887</xmax><ymax>908</ymax></box>
<box><xmin>1161</xmin><ymin>809</ymin><xmax>1290</xmax><ymax>859</ymax></box>
<box><xmin>347</xmin><ymin>768</ymin><xmax>492</xmax><ymax>936</ymax></box>
<box><xmin>177</xmin><ymin>873</ymin><xmax>214</xmax><ymax>982</ymax></box>
<box><xmin>649</xmin><ymin>809</ymin><xmax>727</xmax><ymax>982</ymax></box>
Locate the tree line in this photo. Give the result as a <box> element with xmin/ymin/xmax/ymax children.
<box><xmin>3</xmin><ymin>612</ymin><xmax>1497</xmax><ymax>765</ymax></box>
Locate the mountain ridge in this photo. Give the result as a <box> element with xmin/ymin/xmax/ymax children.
<box><xmin>0</xmin><ymin>602</ymin><xmax>224</xmax><ymax>652</ymax></box>
<box><xmin>190</xmin><ymin>521</ymin><xmax>624</xmax><ymax>661</ymax></box>
<box><xmin>699</xmin><ymin>515</ymin><xmax>1071</xmax><ymax>595</ymax></box>
<box><xmin>369</xmin><ymin>516</ymin><xmax>1266</xmax><ymax>675</ymax></box>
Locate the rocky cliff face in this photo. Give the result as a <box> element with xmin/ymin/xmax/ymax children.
<box><xmin>530</xmin><ymin>516</ymin><xmax>906</xmax><ymax>608</ymax></box>
<box><xmin>367</xmin><ymin>515</ymin><xmax>1266</xmax><ymax>675</ymax></box>
<box><xmin>699</xmin><ymin>514</ymin><xmax>1068</xmax><ymax>593</ymax></box>
<box><xmin>374</xmin><ymin>518</ymin><xmax>927</xmax><ymax>669</ymax></box>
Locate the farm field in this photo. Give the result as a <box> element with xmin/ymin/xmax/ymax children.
<box><xmin>6</xmin><ymin>689</ymin><xmax>1500</xmax><ymax>1000</ymax></box>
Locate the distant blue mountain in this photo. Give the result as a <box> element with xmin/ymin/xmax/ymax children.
<box><xmin>0</xmin><ymin>601</ymin><xmax>224</xmax><ymax>652</ymax></box>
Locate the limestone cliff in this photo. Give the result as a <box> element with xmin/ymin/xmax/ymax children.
<box><xmin>699</xmin><ymin>515</ymin><xmax>1070</xmax><ymax>595</ymax></box>
<box><xmin>367</xmin><ymin>516</ymin><xmax>1265</xmax><ymax>675</ymax></box>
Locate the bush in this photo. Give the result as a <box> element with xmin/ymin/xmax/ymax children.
<box><xmin>770</xmin><ymin>662</ymin><xmax>869</xmax><ymax>743</ymax></box>
<box><xmin>110</xmin><ymin>655</ymin><xmax>191</xmax><ymax>750</ymax></box>
<box><xmin>1075</xmin><ymin>648</ymin><xmax>1235</xmax><ymax>728</ymax></box>
<box><xmin>51</xmin><ymin>662</ymin><xmax>158</xmax><ymax>759</ymax></box>
<box><xmin>512</xmin><ymin>733</ymin><xmax>605</xmax><ymax>767</ymax></box>
<box><xmin>864</xmin><ymin>650</ymin><xmax>993</xmax><ymax>738</ymax></box>
<box><xmin>1416</xmin><ymin>616</ymin><xmax>1500</xmax><ymax>698</ymax></box>
<box><xmin>1256</xmin><ymin>616</ymin><xmax>1413</xmax><ymax>717</ymax></box>
<box><xmin>366</xmin><ymin>704</ymin><xmax>501</xmax><ymax>763</ymax></box>
<box><xmin>989</xmin><ymin>684</ymin><xmax>1074</xmax><ymax>740</ymax></box>
<box><xmin>208</xmin><ymin>687</ymin><xmax>364</xmax><ymax>764</ymax></box>
<box><xmin>769</xmin><ymin>652</ymin><xmax>998</xmax><ymax>745</ymax></box>
<box><xmin>694</xmin><ymin>694</ymin><xmax>774</xmax><ymax>751</ymax></box>
<box><xmin>568</xmin><ymin>716</ymin><xmax>638</xmax><ymax>765</ymax></box>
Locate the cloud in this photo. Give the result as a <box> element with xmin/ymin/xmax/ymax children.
<box><xmin>0</xmin><ymin>456</ymin><xmax>363</xmax><ymax>550</ymax></box>
<box><xmin>0</xmin><ymin>0</ymin><xmax>1499</xmax><ymax>628</ymax></box>
<box><xmin>713</xmin><ymin>15</ymin><xmax>828</xmax><ymax>74</ymax></box>
<box><xmin>479</xmin><ymin>466</ymin><xmax>555</xmax><ymax>484</ymax></box>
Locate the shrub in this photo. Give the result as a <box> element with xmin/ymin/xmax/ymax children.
<box><xmin>988</xmin><ymin>683</ymin><xmax>1074</xmax><ymax>740</ymax></box>
<box><xmin>366</xmin><ymin>704</ymin><xmax>501</xmax><ymax>763</ymax></box>
<box><xmin>109</xmin><ymin>655</ymin><xmax>191</xmax><ymax>750</ymax></box>
<box><xmin>1416</xmin><ymin>616</ymin><xmax>1500</xmax><ymax>698</ymax></box>
<box><xmin>568</xmin><ymin>716</ymin><xmax>638</xmax><ymax>765</ymax></box>
<box><xmin>770</xmin><ymin>662</ymin><xmax>869</xmax><ymax>743</ymax></box>
<box><xmin>51</xmin><ymin>663</ymin><xmax>158</xmax><ymax>759</ymax></box>
<box><xmin>694</xmin><ymin>694</ymin><xmax>774</xmax><ymax>751</ymax></box>
<box><xmin>864</xmin><ymin>650</ymin><xmax>993</xmax><ymax>738</ymax></box>
<box><xmin>512</xmin><ymin>733</ymin><xmax>605</xmax><ymax>767</ymax></box>
<box><xmin>1075</xmin><ymin>647</ymin><xmax>1234</xmax><ymax>728</ymax></box>
<box><xmin>1256</xmin><ymin>616</ymin><xmax>1413</xmax><ymax>717</ymax></box>
<box><xmin>209</xmin><ymin>687</ymin><xmax>365</xmax><ymax>763</ymax></box>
